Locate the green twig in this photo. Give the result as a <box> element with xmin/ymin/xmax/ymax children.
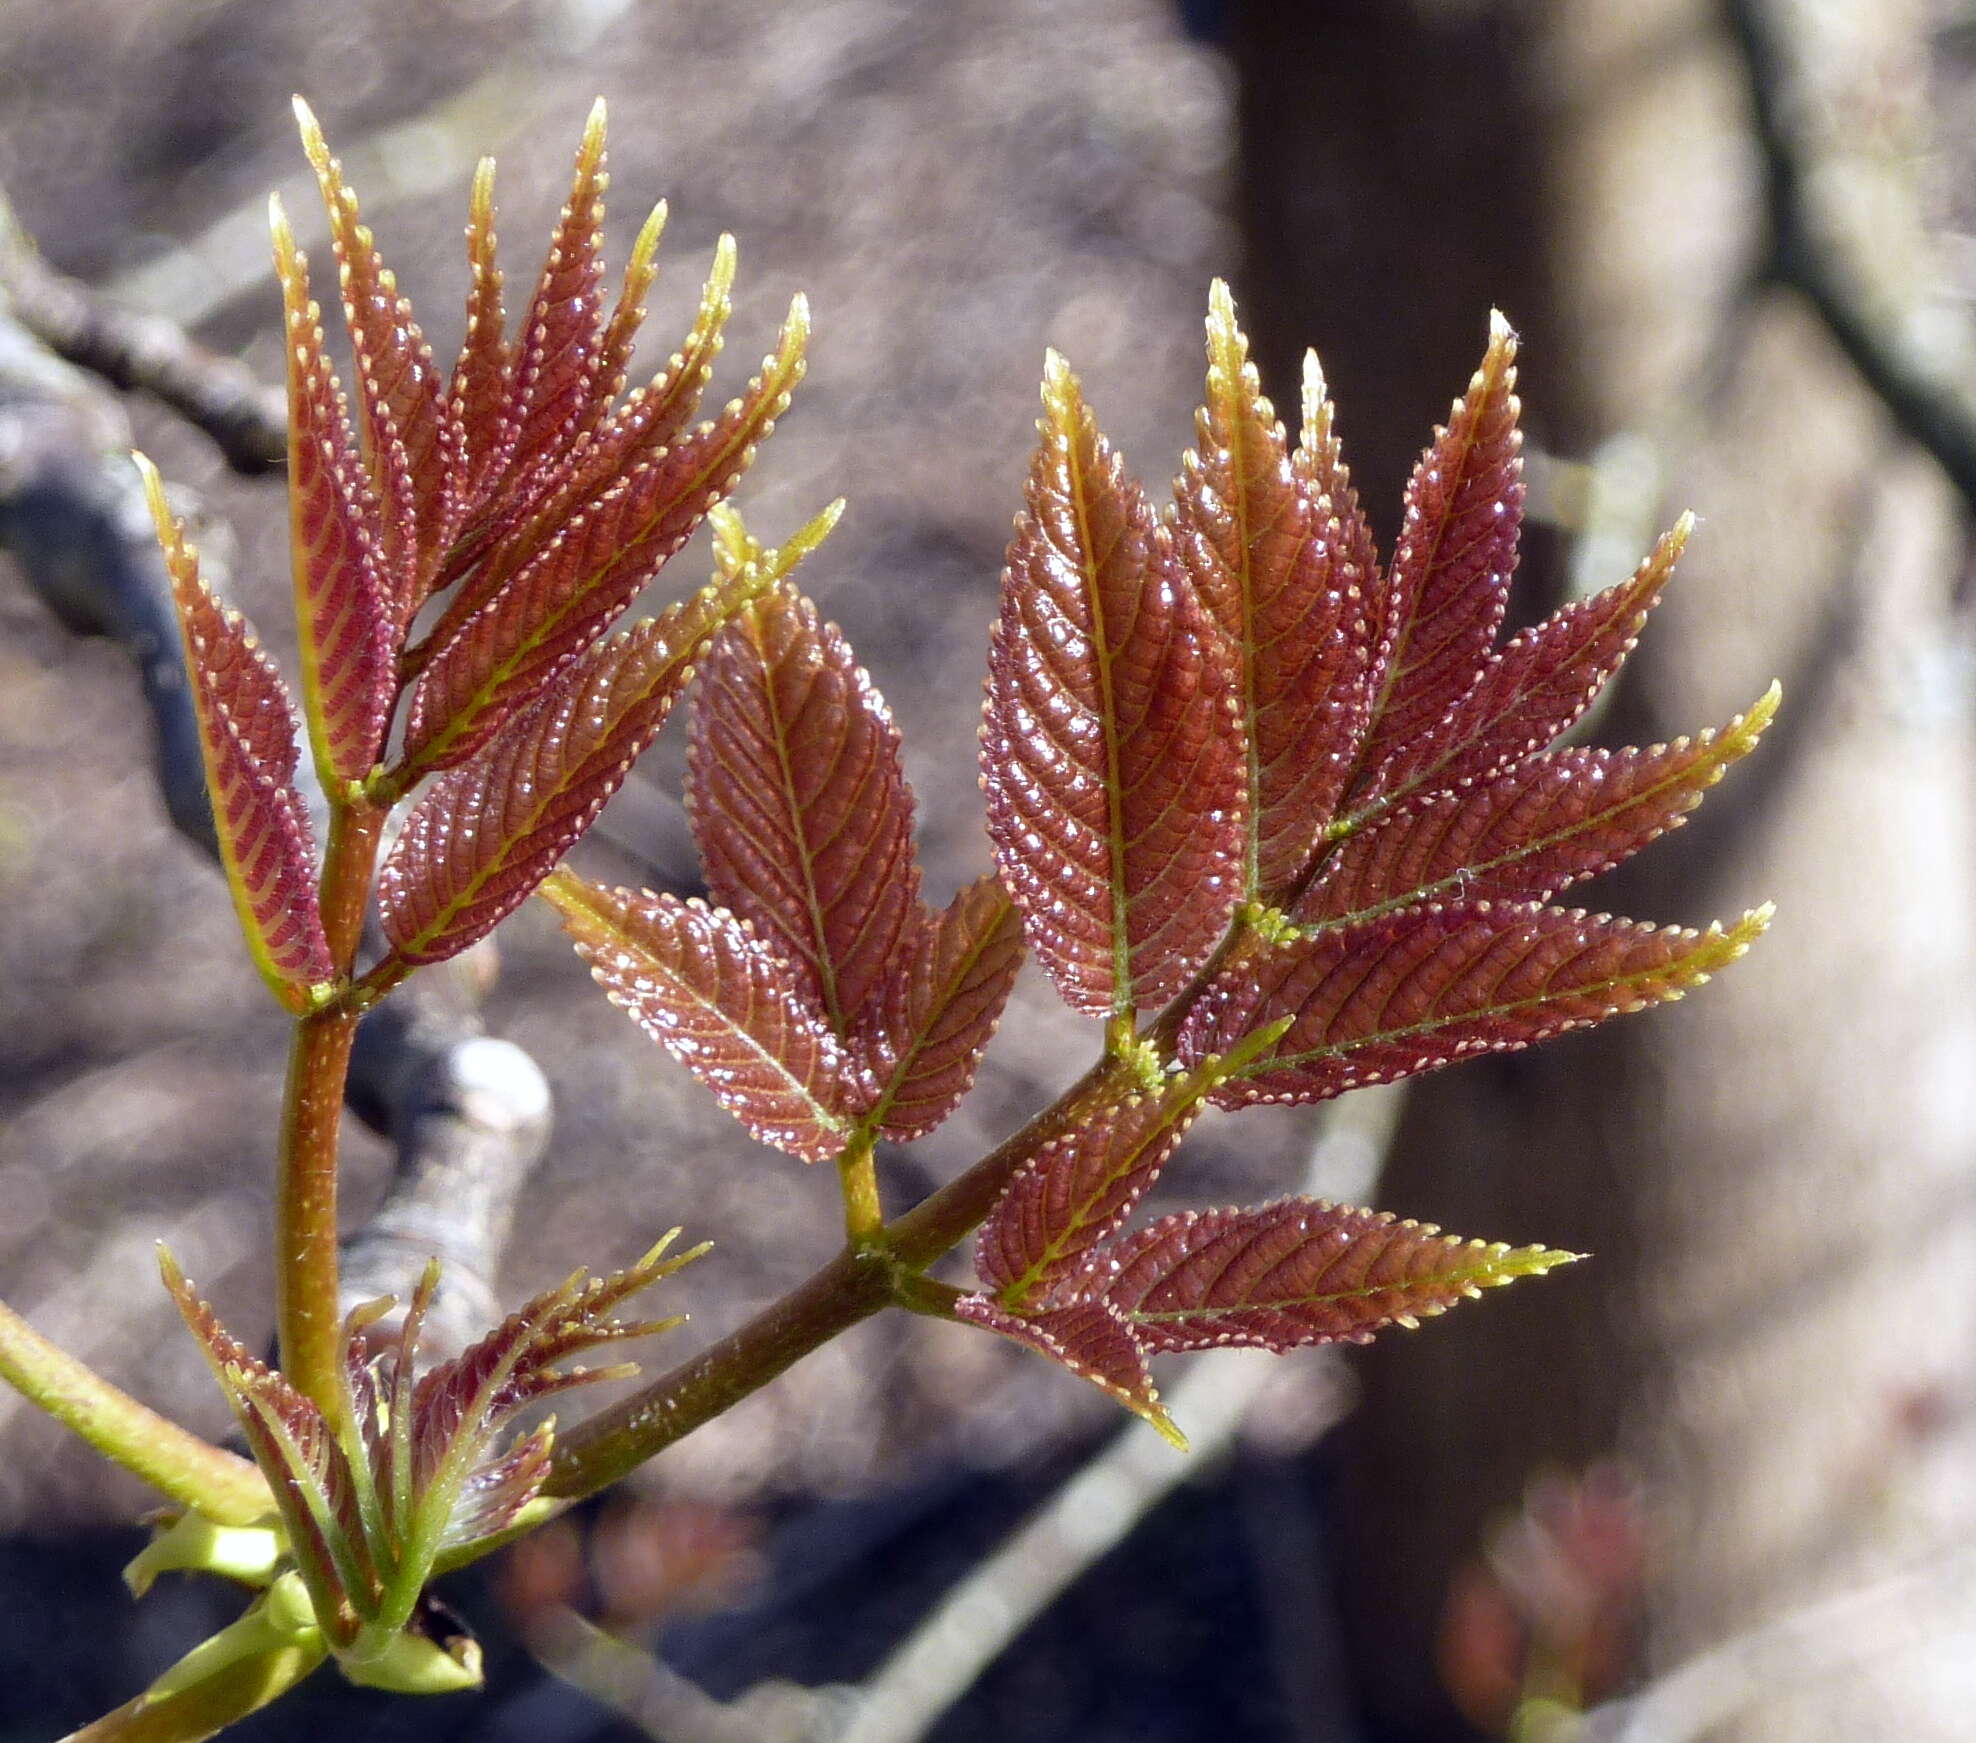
<box><xmin>0</xmin><ymin>1298</ymin><xmax>270</xmax><ymax>1525</ymax></box>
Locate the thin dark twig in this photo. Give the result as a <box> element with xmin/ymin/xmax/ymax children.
<box><xmin>0</xmin><ymin>187</ymin><xmax>287</xmax><ymax>475</ymax></box>
<box><xmin>1725</xmin><ymin>0</ymin><xmax>1976</xmax><ymax>514</ymax></box>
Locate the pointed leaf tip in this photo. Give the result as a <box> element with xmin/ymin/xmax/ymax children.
<box><xmin>140</xmin><ymin>453</ymin><xmax>334</xmax><ymax>1005</ymax></box>
<box><xmin>1100</xmin><ymin>1201</ymin><xmax>1579</xmax><ymax>1355</ymax></box>
<box><xmin>986</xmin><ymin>352</ymin><xmax>1246</xmax><ymax>1014</ymax></box>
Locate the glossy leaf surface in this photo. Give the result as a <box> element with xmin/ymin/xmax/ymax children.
<box><xmin>1102</xmin><ymin>1201</ymin><xmax>1576</xmax><ymax>1353</ymax></box>
<box><xmin>981</xmin><ymin>352</ymin><xmax>1244</xmax><ymax>1017</ymax></box>
<box><xmin>401</xmin><ymin>300</ymin><xmax>807</xmax><ymax>774</ymax></box>
<box><xmin>139</xmin><ymin>459</ymin><xmax>333</xmax><ymax>1007</ymax></box>
<box><xmin>542</xmin><ymin>875</ymin><xmax>853</xmax><ymax>1161</ymax></box>
<box><xmin>1351</xmin><ymin>313</ymin><xmax>1523</xmax><ymax>787</ymax></box>
<box><xmin>296</xmin><ymin>98</ymin><xmax>456</xmax><ymax>605</ymax></box>
<box><xmin>379</xmin><ymin>569</ymin><xmax>764</xmax><ymax>964</ymax></box>
<box><xmin>975</xmin><ymin>1080</ymin><xmax>1209</xmax><ymax>1309</ymax></box>
<box><xmin>1303</xmin><ymin>687</ymin><xmax>1780</xmax><ymax>924</ymax></box>
<box><xmin>1353</xmin><ymin>518</ymin><xmax>1689</xmax><ymax>823</ymax></box>
<box><xmin>687</xmin><ymin>584</ymin><xmax>919</xmax><ymax>1031</ymax></box>
<box><xmin>953</xmin><ymin>1294</ymin><xmax>1176</xmax><ymax>1443</ymax></box>
<box><xmin>1182</xmin><ymin>901</ymin><xmax>1772</xmax><ymax>1106</ymax></box>
<box><xmin>1173</xmin><ymin>281</ymin><xmax>1371</xmax><ymax>892</ymax></box>
<box><xmin>856</xmin><ymin>876</ymin><xmax>1026</xmax><ymax>1141</ymax></box>
<box><xmin>272</xmin><ymin>203</ymin><xmax>398</xmax><ymax>787</ymax></box>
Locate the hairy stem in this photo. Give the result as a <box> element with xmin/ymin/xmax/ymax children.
<box><xmin>275</xmin><ymin>1008</ymin><xmax>361</xmax><ymax>1423</ymax></box>
<box><xmin>836</xmin><ymin>1134</ymin><xmax>885</xmax><ymax>1248</ymax></box>
<box><xmin>275</xmin><ymin>802</ymin><xmax>384</xmax><ymax>1420</ymax></box>
<box><xmin>65</xmin><ymin>1643</ymin><xmax>326</xmax><ymax>1743</ymax></box>
<box><xmin>0</xmin><ymin>1298</ymin><xmax>270</xmax><ymax>1524</ymax></box>
<box><xmin>546</xmin><ymin>1054</ymin><xmax>1122</xmax><ymax>1496</ymax></box>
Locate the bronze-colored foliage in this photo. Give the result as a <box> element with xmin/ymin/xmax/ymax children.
<box><xmin>981</xmin><ymin>352</ymin><xmax>1247</xmax><ymax>1019</ymax></box>
<box><xmin>1180</xmin><ymin>902</ymin><xmax>1767</xmax><ymax>1107</ymax></box>
<box><xmin>137</xmin><ymin>459</ymin><xmax>333</xmax><ymax>1008</ymax></box>
<box><xmin>60</xmin><ymin>107</ymin><xmax>1778</xmax><ymax>1732</ymax></box>
<box><xmin>957</xmin><ymin>286</ymin><xmax>1769</xmax><ymax>1416</ymax></box>
<box><xmin>544</xmin><ymin>876</ymin><xmax>856</xmax><ymax>1162</ymax></box>
<box><xmin>378</xmin><ymin>567</ymin><xmax>767</xmax><ymax>966</ymax></box>
<box><xmin>853</xmin><ymin>876</ymin><xmax>1026</xmax><ymax>1141</ymax></box>
<box><xmin>687</xmin><ymin>583</ymin><xmax>922</xmax><ymax>1031</ymax></box>
<box><xmin>1101</xmin><ymin>1201</ymin><xmax>1574</xmax><ymax>1354</ymax></box>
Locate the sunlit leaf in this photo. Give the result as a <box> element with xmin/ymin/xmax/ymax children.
<box><xmin>855</xmin><ymin>876</ymin><xmax>1025</xmax><ymax>1141</ymax></box>
<box><xmin>1351</xmin><ymin>313</ymin><xmax>1522</xmax><ymax>786</ymax></box>
<box><xmin>1302</xmin><ymin>686</ymin><xmax>1779</xmax><ymax>924</ymax></box>
<box><xmin>500</xmin><ymin>98</ymin><xmax>613</xmax><ymax>487</ymax></box>
<box><xmin>295</xmin><ymin>98</ymin><xmax>458</xmax><ymax>606</ymax></box>
<box><xmin>1354</xmin><ymin>517</ymin><xmax>1689</xmax><ymax>821</ymax></box>
<box><xmin>378</xmin><ymin>568</ymin><xmax>764</xmax><ymax>965</ymax></box>
<box><xmin>541</xmin><ymin>874</ymin><xmax>854</xmax><ymax>1161</ymax></box>
<box><xmin>1101</xmin><ymin>1200</ymin><xmax>1576</xmax><ymax>1352</ymax></box>
<box><xmin>425</xmin><ymin>236</ymin><xmax>737</xmax><ymax>648</ymax></box>
<box><xmin>687</xmin><ymin>584</ymin><xmax>920</xmax><ymax>1032</ymax></box>
<box><xmin>975</xmin><ymin>1077</ymin><xmax>1209</xmax><ymax>1309</ymax></box>
<box><xmin>400</xmin><ymin>297</ymin><xmax>807</xmax><ymax>774</ymax></box>
<box><xmin>270</xmin><ymin>200</ymin><xmax>397</xmax><ymax>788</ymax></box>
<box><xmin>982</xmin><ymin>351</ymin><xmax>1245</xmax><ymax>1018</ymax></box>
<box><xmin>1173</xmin><ymin>282</ymin><xmax>1373</xmax><ymax>894</ymax></box>
<box><xmin>1180</xmin><ymin>901</ymin><xmax>1773</xmax><ymax>1106</ymax></box>
<box><xmin>137</xmin><ymin>457</ymin><xmax>333</xmax><ymax>1007</ymax></box>
<box><xmin>953</xmin><ymin>1293</ymin><xmax>1177</xmax><ymax>1443</ymax></box>
<box><xmin>447</xmin><ymin>156</ymin><xmax>515</xmax><ymax>518</ymax></box>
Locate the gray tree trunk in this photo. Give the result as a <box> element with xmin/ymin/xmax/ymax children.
<box><xmin>1232</xmin><ymin>1</ymin><xmax>1976</xmax><ymax>1737</ymax></box>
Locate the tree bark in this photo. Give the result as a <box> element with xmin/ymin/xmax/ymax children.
<box><xmin>1232</xmin><ymin>1</ymin><xmax>1976</xmax><ymax>1737</ymax></box>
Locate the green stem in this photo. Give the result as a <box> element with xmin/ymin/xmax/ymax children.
<box><xmin>0</xmin><ymin>1298</ymin><xmax>270</xmax><ymax>1525</ymax></box>
<box><xmin>836</xmin><ymin>1134</ymin><xmax>884</xmax><ymax>1249</ymax></box>
<box><xmin>274</xmin><ymin>802</ymin><xmax>383</xmax><ymax>1423</ymax></box>
<box><xmin>64</xmin><ymin>1643</ymin><xmax>326</xmax><ymax>1743</ymax></box>
<box><xmin>274</xmin><ymin>1007</ymin><xmax>360</xmax><ymax>1426</ymax></box>
<box><xmin>545</xmin><ymin>1054</ymin><xmax>1123</xmax><ymax>1498</ymax></box>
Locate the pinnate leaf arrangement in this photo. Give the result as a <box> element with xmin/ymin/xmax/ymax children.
<box><xmin>0</xmin><ymin>99</ymin><xmax>1773</xmax><ymax>1737</ymax></box>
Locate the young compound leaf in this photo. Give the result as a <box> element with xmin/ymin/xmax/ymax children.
<box><xmin>377</xmin><ymin>564</ymin><xmax>768</xmax><ymax>965</ymax></box>
<box><xmin>854</xmin><ymin>876</ymin><xmax>1025</xmax><ymax>1141</ymax></box>
<box><xmin>541</xmin><ymin>874</ymin><xmax>854</xmax><ymax>1161</ymax></box>
<box><xmin>447</xmin><ymin>157</ymin><xmax>515</xmax><ymax>518</ymax></box>
<box><xmin>1173</xmin><ymin>281</ymin><xmax>1372</xmax><ymax>893</ymax></box>
<box><xmin>687</xmin><ymin>584</ymin><xmax>920</xmax><ymax>1033</ymax></box>
<box><xmin>407</xmin><ymin>1233</ymin><xmax>697</xmax><ymax>1557</ymax></box>
<box><xmin>981</xmin><ymin>351</ymin><xmax>1245</xmax><ymax>1019</ymax></box>
<box><xmin>161</xmin><ymin>1252</ymin><xmax>366</xmax><ymax>1646</ymax></box>
<box><xmin>1180</xmin><ymin>900</ymin><xmax>1773</xmax><ymax>1107</ymax></box>
<box><xmin>1352</xmin><ymin>517</ymin><xmax>1689</xmax><ymax>824</ymax></box>
<box><xmin>1301</xmin><ymin>687</ymin><xmax>1780</xmax><ymax>926</ymax></box>
<box><xmin>271</xmin><ymin>200</ymin><xmax>398</xmax><ymax>789</ymax></box>
<box><xmin>295</xmin><ymin>98</ymin><xmax>458</xmax><ymax>607</ymax></box>
<box><xmin>500</xmin><ymin>98</ymin><xmax>613</xmax><ymax>488</ymax></box>
<box><xmin>952</xmin><ymin>1294</ymin><xmax>1177</xmax><ymax>1446</ymax></box>
<box><xmin>400</xmin><ymin>297</ymin><xmax>808</xmax><ymax>776</ymax></box>
<box><xmin>1351</xmin><ymin>313</ymin><xmax>1523</xmax><ymax>787</ymax></box>
<box><xmin>425</xmin><ymin>236</ymin><xmax>738</xmax><ymax>651</ymax></box>
<box><xmin>1100</xmin><ymin>1200</ymin><xmax>1577</xmax><ymax>1353</ymax></box>
<box><xmin>975</xmin><ymin>1074</ymin><xmax>1212</xmax><ymax>1310</ymax></box>
<box><xmin>137</xmin><ymin>457</ymin><xmax>333</xmax><ymax>1008</ymax></box>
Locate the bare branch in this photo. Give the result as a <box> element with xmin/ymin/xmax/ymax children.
<box><xmin>1725</xmin><ymin>0</ymin><xmax>1976</xmax><ymax>514</ymax></box>
<box><xmin>0</xmin><ymin>187</ymin><xmax>285</xmax><ymax>474</ymax></box>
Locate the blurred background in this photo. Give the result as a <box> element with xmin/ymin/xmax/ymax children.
<box><xmin>3</xmin><ymin>0</ymin><xmax>1975</xmax><ymax>1738</ymax></box>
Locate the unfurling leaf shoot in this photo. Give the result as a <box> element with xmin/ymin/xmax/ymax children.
<box><xmin>47</xmin><ymin>100</ymin><xmax>1774</xmax><ymax>1739</ymax></box>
